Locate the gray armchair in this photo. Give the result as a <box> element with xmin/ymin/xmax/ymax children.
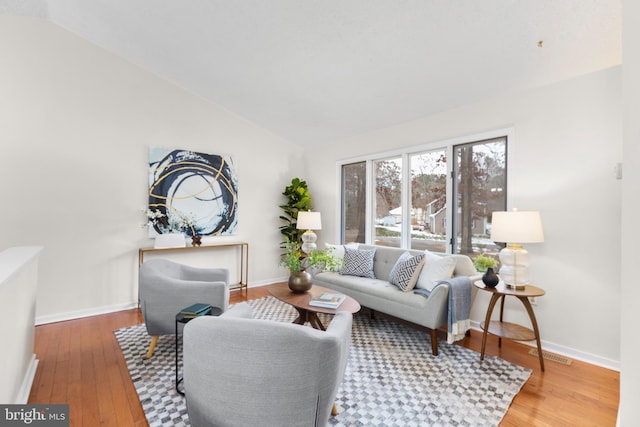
<box><xmin>183</xmin><ymin>302</ymin><xmax>353</xmax><ymax>427</ymax></box>
<box><xmin>139</xmin><ymin>258</ymin><xmax>229</xmax><ymax>358</ymax></box>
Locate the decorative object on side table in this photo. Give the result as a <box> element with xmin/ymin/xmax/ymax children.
<box><xmin>179</xmin><ymin>303</ymin><xmax>212</xmax><ymax>318</ymax></box>
<box><xmin>474</xmin><ymin>253</ymin><xmax>499</xmax><ymax>287</ymax></box>
<box><xmin>481</xmin><ymin>267</ymin><xmax>500</xmax><ymax>288</ymax></box>
<box><xmin>490</xmin><ymin>209</ymin><xmax>544</xmax><ymax>290</ymax></box>
<box><xmin>280</xmin><ymin>239</ymin><xmax>342</xmax><ymax>293</ymax></box>
<box><xmin>153</xmin><ymin>233</ymin><xmax>186</xmax><ymax>249</ymax></box>
<box><xmin>146</xmin><ymin>208</ymin><xmax>192</xmax><ymax>248</ymax></box>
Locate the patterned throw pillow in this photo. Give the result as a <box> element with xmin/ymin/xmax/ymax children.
<box><xmin>389</xmin><ymin>252</ymin><xmax>425</xmax><ymax>291</ymax></box>
<box><xmin>341</xmin><ymin>247</ymin><xmax>376</xmax><ymax>278</ymax></box>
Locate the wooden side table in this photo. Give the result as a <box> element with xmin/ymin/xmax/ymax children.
<box><xmin>175</xmin><ymin>305</ymin><xmax>223</xmax><ymax>395</ymax></box>
<box><xmin>474</xmin><ymin>280</ymin><xmax>546</xmax><ymax>371</ymax></box>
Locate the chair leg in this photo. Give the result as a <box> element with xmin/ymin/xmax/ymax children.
<box><xmin>430</xmin><ymin>329</ymin><xmax>438</xmax><ymax>356</ymax></box>
<box><xmin>331</xmin><ymin>403</ymin><xmax>338</xmax><ymax>416</ymax></box>
<box><xmin>146</xmin><ymin>336</ymin><xmax>159</xmax><ymax>359</ymax></box>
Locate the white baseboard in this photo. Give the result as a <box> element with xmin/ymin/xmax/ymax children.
<box><xmin>469</xmin><ymin>321</ymin><xmax>620</xmax><ymax>372</ymax></box>
<box><xmin>16</xmin><ymin>355</ymin><xmax>38</xmax><ymax>404</ymax></box>
<box><xmin>35</xmin><ymin>302</ymin><xmax>138</xmax><ymax>325</ymax></box>
<box><xmin>243</xmin><ymin>277</ymin><xmax>287</xmax><ymax>288</ymax></box>
<box><xmin>34</xmin><ymin>279</ymin><xmax>284</xmax><ymax>325</ymax></box>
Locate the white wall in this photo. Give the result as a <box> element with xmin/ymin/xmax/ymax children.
<box><xmin>0</xmin><ymin>17</ymin><xmax>301</xmax><ymax>321</ymax></box>
<box><xmin>306</xmin><ymin>66</ymin><xmax>622</xmax><ymax>366</ymax></box>
<box><xmin>620</xmin><ymin>0</ymin><xmax>640</xmax><ymax>423</ymax></box>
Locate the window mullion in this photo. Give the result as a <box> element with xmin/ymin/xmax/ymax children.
<box><xmin>365</xmin><ymin>159</ymin><xmax>373</xmax><ymax>245</ymax></box>
<box><xmin>401</xmin><ymin>153</ymin><xmax>411</xmax><ymax>249</ymax></box>
<box><xmin>445</xmin><ymin>144</ymin><xmax>454</xmax><ymax>254</ymax></box>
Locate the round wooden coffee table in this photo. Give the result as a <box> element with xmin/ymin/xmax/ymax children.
<box><xmin>268</xmin><ymin>282</ymin><xmax>360</xmax><ymax>330</ymax></box>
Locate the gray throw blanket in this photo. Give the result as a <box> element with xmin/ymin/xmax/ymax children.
<box><xmin>414</xmin><ymin>276</ymin><xmax>472</xmax><ymax>343</ymax></box>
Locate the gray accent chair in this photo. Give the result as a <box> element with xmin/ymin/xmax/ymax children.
<box><xmin>139</xmin><ymin>258</ymin><xmax>229</xmax><ymax>358</ymax></box>
<box><xmin>183</xmin><ymin>302</ymin><xmax>353</xmax><ymax>427</ymax></box>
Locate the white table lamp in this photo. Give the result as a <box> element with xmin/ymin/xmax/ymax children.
<box><xmin>296</xmin><ymin>211</ymin><xmax>322</xmax><ymax>254</ymax></box>
<box><xmin>490</xmin><ymin>209</ymin><xmax>544</xmax><ymax>289</ymax></box>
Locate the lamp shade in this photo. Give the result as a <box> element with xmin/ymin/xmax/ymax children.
<box><xmin>490</xmin><ymin>210</ymin><xmax>544</xmax><ymax>243</ymax></box>
<box><xmin>296</xmin><ymin>211</ymin><xmax>322</xmax><ymax>230</ymax></box>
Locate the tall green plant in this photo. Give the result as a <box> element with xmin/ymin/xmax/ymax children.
<box><xmin>279</xmin><ymin>178</ymin><xmax>313</xmax><ymax>246</ymax></box>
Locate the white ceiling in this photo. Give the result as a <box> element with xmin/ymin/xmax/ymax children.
<box><xmin>2</xmin><ymin>0</ymin><xmax>622</xmax><ymax>145</ymax></box>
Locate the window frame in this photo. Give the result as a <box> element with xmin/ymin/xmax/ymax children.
<box><xmin>336</xmin><ymin>128</ymin><xmax>514</xmax><ymax>254</ymax></box>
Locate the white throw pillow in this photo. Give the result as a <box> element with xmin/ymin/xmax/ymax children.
<box><xmin>415</xmin><ymin>250</ymin><xmax>456</xmax><ymax>291</ymax></box>
<box><xmin>324</xmin><ymin>242</ymin><xmax>359</xmax><ymax>260</ymax></box>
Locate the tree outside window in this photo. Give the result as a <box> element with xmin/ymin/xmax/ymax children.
<box><xmin>374</xmin><ymin>158</ymin><xmax>402</xmax><ymax>247</ymax></box>
<box><xmin>453</xmin><ymin>137</ymin><xmax>506</xmax><ymax>256</ymax></box>
<box><xmin>342</xmin><ymin>162</ymin><xmax>366</xmax><ymax>243</ymax></box>
<box><xmin>410</xmin><ymin>150</ymin><xmax>447</xmax><ymax>252</ymax></box>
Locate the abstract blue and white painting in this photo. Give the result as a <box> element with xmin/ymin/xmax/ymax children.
<box><xmin>148</xmin><ymin>148</ymin><xmax>238</xmax><ymax>236</ymax></box>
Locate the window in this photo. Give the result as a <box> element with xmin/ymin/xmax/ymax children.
<box><xmin>339</xmin><ymin>131</ymin><xmax>509</xmax><ymax>256</ymax></box>
<box><xmin>341</xmin><ymin>162</ymin><xmax>366</xmax><ymax>243</ymax></box>
<box><xmin>452</xmin><ymin>137</ymin><xmax>507</xmax><ymax>256</ymax></box>
<box><xmin>374</xmin><ymin>157</ymin><xmax>402</xmax><ymax>247</ymax></box>
<box><xmin>410</xmin><ymin>149</ymin><xmax>448</xmax><ymax>252</ymax></box>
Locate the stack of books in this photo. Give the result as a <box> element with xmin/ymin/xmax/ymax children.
<box><xmin>309</xmin><ymin>292</ymin><xmax>346</xmax><ymax>309</ymax></box>
<box><xmin>180</xmin><ymin>303</ymin><xmax>213</xmax><ymax>318</ymax></box>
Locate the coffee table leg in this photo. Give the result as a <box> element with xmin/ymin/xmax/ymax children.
<box><xmin>308</xmin><ymin>312</ymin><xmax>326</xmax><ymax>331</ymax></box>
<box><xmin>292</xmin><ymin>307</ymin><xmax>307</xmax><ymax>325</ymax></box>
<box><xmin>293</xmin><ymin>308</ymin><xmax>326</xmax><ymax>330</ymax></box>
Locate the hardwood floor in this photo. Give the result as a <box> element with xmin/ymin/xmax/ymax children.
<box><xmin>29</xmin><ymin>284</ymin><xmax>619</xmax><ymax>426</ymax></box>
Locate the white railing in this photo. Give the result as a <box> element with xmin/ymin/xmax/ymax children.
<box><xmin>0</xmin><ymin>246</ymin><xmax>43</xmax><ymax>403</ymax></box>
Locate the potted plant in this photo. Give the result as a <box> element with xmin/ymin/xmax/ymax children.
<box><xmin>473</xmin><ymin>254</ymin><xmax>498</xmax><ymax>273</ymax></box>
<box><xmin>474</xmin><ymin>253</ymin><xmax>500</xmax><ymax>287</ymax></box>
<box><xmin>280</xmin><ymin>239</ymin><xmax>341</xmax><ymax>293</ymax></box>
<box><xmin>279</xmin><ymin>178</ymin><xmax>313</xmax><ymax>247</ymax></box>
<box><xmin>305</xmin><ymin>246</ymin><xmax>343</xmax><ymax>274</ymax></box>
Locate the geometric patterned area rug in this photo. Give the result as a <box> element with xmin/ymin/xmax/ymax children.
<box><xmin>114</xmin><ymin>296</ymin><xmax>531</xmax><ymax>427</ymax></box>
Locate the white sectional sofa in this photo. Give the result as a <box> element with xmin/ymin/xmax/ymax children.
<box><xmin>312</xmin><ymin>244</ymin><xmax>479</xmax><ymax>355</ymax></box>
